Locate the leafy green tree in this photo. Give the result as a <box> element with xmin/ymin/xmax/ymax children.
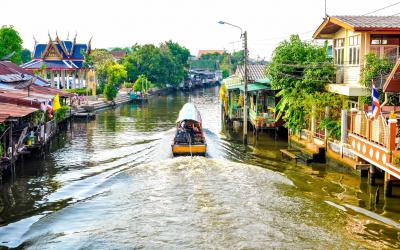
<box><xmin>0</xmin><ymin>25</ymin><xmax>23</xmax><ymax>64</ymax></box>
<box><xmin>266</xmin><ymin>35</ymin><xmax>335</xmax><ymax>132</ymax></box>
<box><xmin>163</xmin><ymin>40</ymin><xmax>190</xmax><ymax>68</ymax></box>
<box><xmin>111</xmin><ymin>47</ymin><xmax>131</xmax><ymax>53</ymax></box>
<box><xmin>103</xmin><ymin>83</ymin><xmax>118</xmax><ymax>101</ymax></box>
<box><xmin>107</xmin><ymin>63</ymin><xmax>127</xmax><ymax>86</ymax></box>
<box><xmin>195</xmin><ymin>50</ymin><xmax>243</xmax><ymax>76</ymax></box>
<box><xmin>20</xmin><ymin>48</ymin><xmax>31</xmax><ymax>64</ymax></box>
<box><xmin>124</xmin><ymin>44</ymin><xmax>162</xmax><ymax>85</ymax></box>
<box><xmin>133</xmin><ymin>74</ymin><xmax>153</xmax><ymax>92</ymax></box>
<box><xmin>85</xmin><ymin>49</ymin><xmax>114</xmax><ymax>84</ymax></box>
<box><xmin>91</xmin><ymin>49</ymin><xmax>114</xmax><ymax>64</ymax></box>
<box><xmin>230</xmin><ymin>50</ymin><xmax>244</xmax><ymax>68</ymax></box>
<box><xmin>123</xmin><ymin>42</ymin><xmax>189</xmax><ymax>88</ymax></box>
<box><xmin>360</xmin><ymin>53</ymin><xmax>397</xmax><ymax>105</ymax></box>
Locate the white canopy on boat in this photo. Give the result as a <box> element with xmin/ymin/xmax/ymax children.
<box><xmin>176</xmin><ymin>103</ymin><xmax>202</xmax><ymax>123</ymax></box>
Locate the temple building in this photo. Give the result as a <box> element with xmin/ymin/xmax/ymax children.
<box><xmin>21</xmin><ymin>34</ymin><xmax>94</xmax><ymax>90</ymax></box>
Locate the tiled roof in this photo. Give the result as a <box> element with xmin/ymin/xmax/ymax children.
<box><xmin>71</xmin><ymin>44</ymin><xmax>88</xmax><ymax>59</ymax></box>
<box><xmin>236</xmin><ymin>64</ymin><xmax>267</xmax><ymax>82</ymax></box>
<box><xmin>314</xmin><ymin>15</ymin><xmax>400</xmax><ymax>38</ymax></box>
<box><xmin>333</xmin><ymin>15</ymin><xmax>400</xmax><ymax>30</ymax></box>
<box><xmin>32</xmin><ymin>40</ymin><xmax>88</xmax><ymax>59</ymax></box>
<box><xmin>197</xmin><ymin>50</ymin><xmax>225</xmax><ymax>57</ymax></box>
<box><xmin>21</xmin><ymin>59</ymin><xmax>84</xmax><ymax>70</ymax></box>
<box><xmin>111</xmin><ymin>51</ymin><xmax>126</xmax><ymax>59</ymax></box>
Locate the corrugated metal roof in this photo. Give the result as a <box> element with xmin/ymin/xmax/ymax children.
<box><xmin>0</xmin><ymin>61</ymin><xmax>33</xmax><ymax>83</ymax></box>
<box><xmin>236</xmin><ymin>64</ymin><xmax>267</xmax><ymax>82</ymax></box>
<box><xmin>0</xmin><ymin>103</ymin><xmax>38</xmax><ymax>122</ymax></box>
<box><xmin>30</xmin><ymin>84</ymin><xmax>75</xmax><ymax>98</ymax></box>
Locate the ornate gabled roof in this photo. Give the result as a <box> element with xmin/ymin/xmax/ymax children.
<box><xmin>31</xmin><ymin>34</ymin><xmax>90</xmax><ymax>60</ymax></box>
<box><xmin>22</xmin><ymin>34</ymin><xmax>90</xmax><ymax>70</ymax></box>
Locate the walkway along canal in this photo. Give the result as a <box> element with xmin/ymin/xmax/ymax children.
<box><xmin>0</xmin><ymin>86</ymin><xmax>400</xmax><ymax>248</ymax></box>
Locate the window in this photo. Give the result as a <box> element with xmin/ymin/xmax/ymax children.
<box><xmin>334</xmin><ymin>38</ymin><xmax>345</xmax><ymax>65</ymax></box>
<box><xmin>371</xmin><ymin>39</ymin><xmax>388</xmax><ymax>45</ymax></box>
<box><xmin>348</xmin><ymin>35</ymin><xmax>360</xmax><ymax>65</ymax></box>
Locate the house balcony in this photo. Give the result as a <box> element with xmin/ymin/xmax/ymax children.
<box><xmin>348</xmin><ymin>110</ymin><xmax>400</xmax><ymax>179</ymax></box>
<box><xmin>327</xmin><ymin>65</ymin><xmax>368</xmax><ymax>96</ymax></box>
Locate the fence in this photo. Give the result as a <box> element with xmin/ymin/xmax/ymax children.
<box><xmin>353</xmin><ymin>111</ymin><xmax>368</xmax><ymax>138</ymax></box>
<box><xmin>350</xmin><ymin>110</ymin><xmax>389</xmax><ymax>147</ymax></box>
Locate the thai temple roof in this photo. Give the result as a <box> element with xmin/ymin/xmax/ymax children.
<box><xmin>22</xmin><ymin>34</ymin><xmax>91</xmax><ymax>70</ymax></box>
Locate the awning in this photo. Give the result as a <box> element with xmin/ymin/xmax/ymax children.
<box><xmin>239</xmin><ymin>83</ymin><xmax>271</xmax><ymax>92</ymax></box>
<box><xmin>255</xmin><ymin>78</ymin><xmax>270</xmax><ymax>84</ymax></box>
<box><xmin>226</xmin><ymin>84</ymin><xmax>242</xmax><ymax>90</ymax></box>
<box><xmin>176</xmin><ymin>103</ymin><xmax>202</xmax><ymax>123</ymax></box>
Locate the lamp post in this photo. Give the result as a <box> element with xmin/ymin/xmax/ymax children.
<box><xmin>218</xmin><ymin>20</ymin><xmax>248</xmax><ymax>145</ymax></box>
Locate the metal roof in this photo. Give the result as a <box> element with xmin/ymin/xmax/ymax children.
<box><xmin>0</xmin><ymin>103</ymin><xmax>38</xmax><ymax>122</ymax></box>
<box><xmin>236</xmin><ymin>64</ymin><xmax>267</xmax><ymax>82</ymax></box>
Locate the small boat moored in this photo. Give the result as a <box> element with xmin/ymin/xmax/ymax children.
<box><xmin>172</xmin><ymin>103</ymin><xmax>206</xmax><ymax>156</ymax></box>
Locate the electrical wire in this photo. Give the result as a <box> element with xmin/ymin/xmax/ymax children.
<box><xmin>362</xmin><ymin>1</ymin><xmax>400</xmax><ymax>15</ymax></box>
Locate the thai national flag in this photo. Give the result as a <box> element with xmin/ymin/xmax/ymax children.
<box><xmin>47</xmin><ymin>99</ymin><xmax>53</xmax><ymax>119</ymax></box>
<box><xmin>371</xmin><ymin>86</ymin><xmax>380</xmax><ymax>119</ymax></box>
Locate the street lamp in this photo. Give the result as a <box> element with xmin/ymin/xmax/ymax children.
<box><xmin>218</xmin><ymin>20</ymin><xmax>248</xmax><ymax>145</ymax></box>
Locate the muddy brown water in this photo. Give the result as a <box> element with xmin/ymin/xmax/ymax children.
<box><xmin>0</xmin><ymin>86</ymin><xmax>399</xmax><ymax>249</ymax></box>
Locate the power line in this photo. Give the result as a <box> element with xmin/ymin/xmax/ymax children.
<box><xmin>362</xmin><ymin>1</ymin><xmax>400</xmax><ymax>15</ymax></box>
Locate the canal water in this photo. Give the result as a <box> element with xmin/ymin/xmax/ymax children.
<box><xmin>1</xmin><ymin>86</ymin><xmax>400</xmax><ymax>249</ymax></box>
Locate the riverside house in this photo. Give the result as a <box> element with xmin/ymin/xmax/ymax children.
<box><xmin>313</xmin><ymin>15</ymin><xmax>400</xmax><ymax>100</ymax></box>
<box><xmin>310</xmin><ymin>16</ymin><xmax>400</xmax><ymax>195</ymax></box>
<box><xmin>221</xmin><ymin>64</ymin><xmax>282</xmax><ymax>136</ymax></box>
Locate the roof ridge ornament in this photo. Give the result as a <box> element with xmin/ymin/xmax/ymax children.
<box><xmin>88</xmin><ymin>36</ymin><xmax>93</xmax><ymax>53</ymax></box>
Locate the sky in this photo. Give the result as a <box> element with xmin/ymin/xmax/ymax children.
<box><xmin>2</xmin><ymin>0</ymin><xmax>400</xmax><ymax>60</ymax></box>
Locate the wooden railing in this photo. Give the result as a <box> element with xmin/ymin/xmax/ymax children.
<box><xmin>350</xmin><ymin>110</ymin><xmax>389</xmax><ymax>147</ymax></box>
<box><xmin>371</xmin><ymin>115</ymin><xmax>389</xmax><ymax>146</ymax></box>
<box><xmin>353</xmin><ymin>111</ymin><xmax>369</xmax><ymax>138</ymax></box>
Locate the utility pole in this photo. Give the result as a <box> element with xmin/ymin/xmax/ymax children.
<box><xmin>242</xmin><ymin>31</ymin><xmax>248</xmax><ymax>145</ymax></box>
<box><xmin>218</xmin><ymin>20</ymin><xmax>249</xmax><ymax>145</ymax></box>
